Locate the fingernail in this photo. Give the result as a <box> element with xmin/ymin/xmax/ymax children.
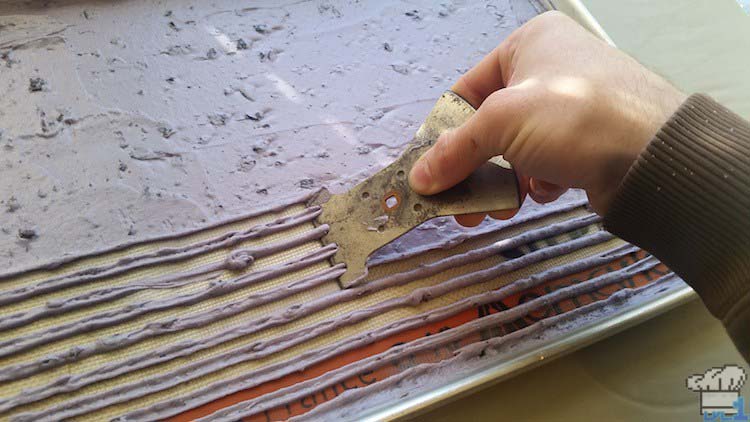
<box><xmin>409</xmin><ymin>156</ymin><xmax>433</xmax><ymax>193</ymax></box>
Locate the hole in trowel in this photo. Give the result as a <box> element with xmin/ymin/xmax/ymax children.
<box><xmin>381</xmin><ymin>190</ymin><xmax>402</xmax><ymax>212</ymax></box>
<box><xmin>413</xmin><ymin>203</ymin><xmax>423</xmax><ymax>212</ymax></box>
<box><xmin>396</xmin><ymin>170</ymin><xmax>405</xmax><ymax>179</ymax></box>
<box><xmin>385</xmin><ymin>194</ymin><xmax>399</xmax><ymax>209</ymax></box>
<box><xmin>361</xmin><ymin>191</ymin><xmax>370</xmax><ymax>199</ymax></box>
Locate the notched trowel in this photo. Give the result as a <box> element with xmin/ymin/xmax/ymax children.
<box><xmin>309</xmin><ymin>91</ymin><xmax>520</xmax><ymax>288</ymax></box>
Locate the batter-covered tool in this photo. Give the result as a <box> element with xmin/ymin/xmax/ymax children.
<box><xmin>310</xmin><ymin>91</ymin><xmax>520</xmax><ymax>288</ymax></box>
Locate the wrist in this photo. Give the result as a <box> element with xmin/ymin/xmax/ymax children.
<box><xmin>588</xmin><ymin>89</ymin><xmax>686</xmax><ymax>215</ymax></box>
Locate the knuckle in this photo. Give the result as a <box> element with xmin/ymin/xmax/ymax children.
<box><xmin>483</xmin><ymin>89</ymin><xmax>526</xmax><ymax>124</ymax></box>
<box><xmin>474</xmin><ymin>93</ymin><xmax>509</xmax><ymax>151</ymax></box>
<box><xmin>482</xmin><ymin>90</ymin><xmax>508</xmax><ymax>112</ymax></box>
<box><xmin>535</xmin><ymin>10</ymin><xmax>567</xmax><ymax>25</ymax></box>
<box><xmin>431</xmin><ymin>136</ymin><xmax>453</xmax><ymax>172</ymax></box>
<box><xmin>525</xmin><ymin>11</ymin><xmax>570</xmax><ymax>36</ymax></box>
<box><xmin>454</xmin><ymin>74</ymin><xmax>482</xmax><ymax>106</ymax></box>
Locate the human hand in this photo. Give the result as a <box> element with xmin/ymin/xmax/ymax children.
<box><xmin>409</xmin><ymin>11</ymin><xmax>686</xmax><ymax>226</ymax></box>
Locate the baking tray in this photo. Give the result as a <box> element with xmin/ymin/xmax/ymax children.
<box><xmin>355</xmin><ymin>1</ymin><xmax>698</xmax><ymax>419</ymax></box>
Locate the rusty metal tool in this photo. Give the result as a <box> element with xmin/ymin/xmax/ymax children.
<box><xmin>309</xmin><ymin>90</ymin><xmax>520</xmax><ymax>288</ymax></box>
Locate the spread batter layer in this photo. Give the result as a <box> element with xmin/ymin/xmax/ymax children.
<box><xmin>0</xmin><ymin>190</ymin><xmax>676</xmax><ymax>421</ymax></box>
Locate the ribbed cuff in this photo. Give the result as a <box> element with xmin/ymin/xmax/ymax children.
<box><xmin>604</xmin><ymin>94</ymin><xmax>750</xmax><ymax>325</ymax></box>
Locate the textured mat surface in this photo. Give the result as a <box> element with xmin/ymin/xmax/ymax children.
<box><xmin>0</xmin><ymin>190</ymin><xmax>675</xmax><ymax>421</ymax></box>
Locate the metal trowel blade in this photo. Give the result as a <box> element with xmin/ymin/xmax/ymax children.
<box><xmin>310</xmin><ymin>91</ymin><xmax>519</xmax><ymax>289</ymax></box>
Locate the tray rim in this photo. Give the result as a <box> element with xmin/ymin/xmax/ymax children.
<box><xmin>358</xmin><ymin>281</ymin><xmax>695</xmax><ymax>421</ymax></box>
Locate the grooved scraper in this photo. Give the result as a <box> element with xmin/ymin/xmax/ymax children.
<box><xmin>309</xmin><ymin>91</ymin><xmax>520</xmax><ymax>288</ymax></box>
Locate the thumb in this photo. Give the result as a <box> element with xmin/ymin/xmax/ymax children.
<box><xmin>409</xmin><ymin>90</ymin><xmax>520</xmax><ymax>195</ymax></box>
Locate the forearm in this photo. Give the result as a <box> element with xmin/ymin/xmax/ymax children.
<box><xmin>604</xmin><ymin>94</ymin><xmax>750</xmax><ymax>360</ymax></box>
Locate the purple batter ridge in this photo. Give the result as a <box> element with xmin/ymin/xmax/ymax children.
<box><xmin>187</xmin><ymin>258</ymin><xmax>666</xmax><ymax>422</ymax></box>
<box><xmin>368</xmin><ymin>198</ymin><xmax>589</xmax><ymax>267</ymax></box>
<box><xmin>1</xmin><ymin>190</ymin><xmax>619</xmax><ymax>422</ymax></box>
<box><xmin>0</xmin><ymin>244</ymin><xmax>338</xmax><ymax>383</ymax></box>
<box><xmin>0</xmin><ymin>206</ymin><xmax>323</xmax><ymax>306</ymax></box>
<box><xmin>293</xmin><ymin>274</ymin><xmax>680</xmax><ymax>422</ymax></box>
<box><xmin>2</xmin><ymin>210</ymin><xmax>598</xmax><ymax>370</ymax></box>
<box><xmin>0</xmin><ymin>195</ymin><xmax>588</xmax><ymax>330</ymax></box>
<box><xmin>0</xmin><ymin>201</ymin><xmax>594</xmax><ymax>364</ymax></box>
<box><xmin>0</xmin><ymin>190</ymin><xmax>322</xmax><ymax>281</ymax></box>
<box><xmin>0</xmin><ymin>264</ymin><xmax>346</xmax><ymax>413</ymax></box>
<box><xmin>12</xmin><ymin>228</ymin><xmax>624</xmax><ymax>421</ymax></box>
<box><xmin>0</xmin><ymin>222</ymin><xmax>329</xmax><ymax>332</ymax></box>
<box><xmin>0</xmin><ymin>224</ymin><xmax>330</xmax><ymax>359</ymax></box>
